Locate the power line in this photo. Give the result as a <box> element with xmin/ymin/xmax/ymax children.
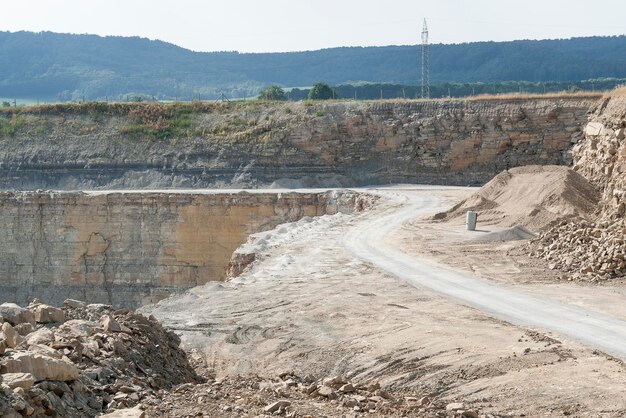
<box><xmin>421</xmin><ymin>19</ymin><xmax>430</xmax><ymax>99</ymax></box>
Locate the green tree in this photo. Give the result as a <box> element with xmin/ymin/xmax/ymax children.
<box><xmin>308</xmin><ymin>83</ymin><xmax>336</xmax><ymax>100</ymax></box>
<box><xmin>1</xmin><ymin>101</ymin><xmax>10</xmax><ymax>107</ymax></box>
<box><xmin>258</xmin><ymin>85</ymin><xmax>287</xmax><ymax>101</ymax></box>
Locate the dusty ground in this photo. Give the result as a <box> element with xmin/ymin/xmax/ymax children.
<box><xmin>143</xmin><ymin>187</ymin><xmax>626</xmax><ymax>417</ymax></box>
<box><xmin>395</xmin><ymin>187</ymin><xmax>626</xmax><ymax>322</ymax></box>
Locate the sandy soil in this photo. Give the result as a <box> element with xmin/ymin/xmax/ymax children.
<box><xmin>143</xmin><ymin>186</ymin><xmax>626</xmax><ymax>417</ymax></box>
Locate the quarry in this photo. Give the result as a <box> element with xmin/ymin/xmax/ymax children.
<box><xmin>1</xmin><ymin>90</ymin><xmax>626</xmax><ymax>417</ymax></box>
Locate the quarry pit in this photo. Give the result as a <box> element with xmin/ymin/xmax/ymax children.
<box><xmin>3</xmin><ymin>92</ymin><xmax>626</xmax><ymax>417</ymax></box>
<box><xmin>0</xmin><ymin>96</ymin><xmax>598</xmax><ymax>306</ymax></box>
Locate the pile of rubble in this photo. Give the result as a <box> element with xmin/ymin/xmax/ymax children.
<box><xmin>141</xmin><ymin>371</ymin><xmax>489</xmax><ymax>418</ymax></box>
<box><xmin>528</xmin><ymin>90</ymin><xmax>626</xmax><ymax>282</ymax></box>
<box><xmin>0</xmin><ymin>299</ymin><xmax>200</xmax><ymax>417</ymax></box>
<box><xmin>529</xmin><ymin>218</ymin><xmax>626</xmax><ymax>281</ymax></box>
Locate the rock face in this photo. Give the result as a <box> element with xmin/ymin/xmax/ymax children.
<box><xmin>573</xmin><ymin>90</ymin><xmax>626</xmax><ymax>217</ymax></box>
<box><xmin>0</xmin><ymin>98</ymin><xmax>594</xmax><ymax>189</ymax></box>
<box><xmin>0</xmin><ymin>190</ymin><xmax>364</xmax><ymax>307</ymax></box>
<box><xmin>529</xmin><ymin>88</ymin><xmax>626</xmax><ymax>281</ymax></box>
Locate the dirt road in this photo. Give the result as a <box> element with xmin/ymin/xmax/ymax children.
<box><xmin>146</xmin><ymin>186</ymin><xmax>626</xmax><ymax>416</ymax></box>
<box><xmin>345</xmin><ymin>187</ymin><xmax>626</xmax><ymax>360</ymax></box>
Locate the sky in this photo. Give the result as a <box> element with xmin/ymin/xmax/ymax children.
<box><xmin>1</xmin><ymin>0</ymin><xmax>625</xmax><ymax>53</ymax></box>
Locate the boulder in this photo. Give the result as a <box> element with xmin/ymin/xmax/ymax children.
<box><xmin>585</xmin><ymin>122</ymin><xmax>604</xmax><ymax>137</ymax></box>
<box><xmin>317</xmin><ymin>386</ymin><xmax>335</xmax><ymax>397</ymax></box>
<box><xmin>0</xmin><ymin>303</ymin><xmax>35</xmax><ymax>326</ymax></box>
<box><xmin>34</xmin><ymin>304</ymin><xmax>65</xmax><ymax>323</ymax></box>
<box><xmin>2</xmin><ymin>322</ymin><xmax>25</xmax><ymax>348</ymax></box>
<box><xmin>28</xmin><ymin>343</ymin><xmax>63</xmax><ymax>359</ymax></box>
<box><xmin>26</xmin><ymin>327</ymin><xmax>55</xmax><ymax>346</ymax></box>
<box><xmin>57</xmin><ymin>319</ymin><xmax>97</xmax><ymax>341</ymax></box>
<box><xmin>64</xmin><ymin>299</ymin><xmax>87</xmax><ymax>309</ymax></box>
<box><xmin>14</xmin><ymin>323</ymin><xmax>33</xmax><ymax>336</ymax></box>
<box><xmin>339</xmin><ymin>383</ymin><xmax>355</xmax><ymax>393</ymax></box>
<box><xmin>1</xmin><ymin>351</ymin><xmax>79</xmax><ymax>381</ymax></box>
<box><xmin>102</xmin><ymin>315</ymin><xmax>122</xmax><ymax>333</ymax></box>
<box><xmin>2</xmin><ymin>372</ymin><xmax>36</xmax><ymax>390</ymax></box>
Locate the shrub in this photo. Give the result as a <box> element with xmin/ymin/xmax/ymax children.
<box><xmin>0</xmin><ymin>114</ymin><xmax>25</xmax><ymax>138</ymax></box>
<box><xmin>258</xmin><ymin>85</ymin><xmax>287</xmax><ymax>101</ymax></box>
<box><xmin>308</xmin><ymin>83</ymin><xmax>336</xmax><ymax>100</ymax></box>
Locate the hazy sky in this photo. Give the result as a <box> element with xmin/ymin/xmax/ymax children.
<box><xmin>1</xmin><ymin>0</ymin><xmax>625</xmax><ymax>52</ymax></box>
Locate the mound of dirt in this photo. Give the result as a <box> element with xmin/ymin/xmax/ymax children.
<box><xmin>435</xmin><ymin>165</ymin><xmax>599</xmax><ymax>231</ymax></box>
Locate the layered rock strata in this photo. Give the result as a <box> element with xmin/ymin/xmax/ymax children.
<box><xmin>0</xmin><ymin>191</ymin><xmax>364</xmax><ymax>307</ymax></box>
<box><xmin>0</xmin><ymin>98</ymin><xmax>596</xmax><ymax>189</ymax></box>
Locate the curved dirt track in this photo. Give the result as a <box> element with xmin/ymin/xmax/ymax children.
<box><xmin>344</xmin><ymin>188</ymin><xmax>626</xmax><ymax>360</ymax></box>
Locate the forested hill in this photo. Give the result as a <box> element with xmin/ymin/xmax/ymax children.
<box><xmin>1</xmin><ymin>31</ymin><xmax>625</xmax><ymax>100</ymax></box>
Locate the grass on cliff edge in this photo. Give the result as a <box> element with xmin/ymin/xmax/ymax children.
<box><xmin>0</xmin><ymin>90</ymin><xmax>607</xmax><ymax>140</ymax></box>
<box><xmin>0</xmin><ymin>90</ymin><xmax>606</xmax><ymax>118</ymax></box>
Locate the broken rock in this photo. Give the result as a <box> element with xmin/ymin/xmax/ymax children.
<box><xmin>0</xmin><ymin>303</ymin><xmax>35</xmax><ymax>326</ymax></box>
<box><xmin>2</xmin><ymin>322</ymin><xmax>25</xmax><ymax>348</ymax></box>
<box><xmin>339</xmin><ymin>383</ymin><xmax>355</xmax><ymax>393</ymax></box>
<box><xmin>1</xmin><ymin>351</ymin><xmax>79</xmax><ymax>381</ymax></box>
<box><xmin>317</xmin><ymin>385</ymin><xmax>335</xmax><ymax>397</ymax></box>
<box><xmin>446</xmin><ymin>402</ymin><xmax>465</xmax><ymax>411</ymax></box>
<box><xmin>102</xmin><ymin>315</ymin><xmax>122</xmax><ymax>333</ymax></box>
<box><xmin>34</xmin><ymin>304</ymin><xmax>65</xmax><ymax>324</ymax></box>
<box><xmin>14</xmin><ymin>323</ymin><xmax>33</xmax><ymax>336</ymax></box>
<box><xmin>2</xmin><ymin>372</ymin><xmax>36</xmax><ymax>390</ymax></box>
<box><xmin>64</xmin><ymin>299</ymin><xmax>87</xmax><ymax>309</ymax></box>
<box><xmin>264</xmin><ymin>400</ymin><xmax>291</xmax><ymax>413</ymax></box>
<box><xmin>25</xmin><ymin>327</ymin><xmax>54</xmax><ymax>346</ymax></box>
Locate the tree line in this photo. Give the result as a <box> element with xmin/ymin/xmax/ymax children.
<box><xmin>1</xmin><ymin>31</ymin><xmax>625</xmax><ymax>101</ymax></box>
<box><xmin>258</xmin><ymin>78</ymin><xmax>625</xmax><ymax>101</ymax></box>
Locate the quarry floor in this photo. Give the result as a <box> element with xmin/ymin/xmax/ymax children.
<box><xmin>145</xmin><ymin>186</ymin><xmax>626</xmax><ymax>417</ymax></box>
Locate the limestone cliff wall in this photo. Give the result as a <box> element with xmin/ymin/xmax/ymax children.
<box><xmin>0</xmin><ymin>97</ymin><xmax>596</xmax><ymax>189</ymax></box>
<box><xmin>573</xmin><ymin>90</ymin><xmax>626</xmax><ymax>218</ymax></box>
<box><xmin>0</xmin><ymin>191</ymin><xmax>362</xmax><ymax>307</ymax></box>
<box><xmin>530</xmin><ymin>89</ymin><xmax>626</xmax><ymax>281</ymax></box>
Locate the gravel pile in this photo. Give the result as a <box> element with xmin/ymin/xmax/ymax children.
<box><xmin>529</xmin><ymin>219</ymin><xmax>626</xmax><ymax>281</ymax></box>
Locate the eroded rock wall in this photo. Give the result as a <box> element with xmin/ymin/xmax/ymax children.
<box><xmin>0</xmin><ymin>191</ymin><xmax>362</xmax><ymax>307</ymax></box>
<box><xmin>529</xmin><ymin>89</ymin><xmax>626</xmax><ymax>281</ymax></box>
<box><xmin>0</xmin><ymin>97</ymin><xmax>596</xmax><ymax>189</ymax></box>
<box><xmin>573</xmin><ymin>91</ymin><xmax>626</xmax><ymax>217</ymax></box>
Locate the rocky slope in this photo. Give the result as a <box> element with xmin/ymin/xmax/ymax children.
<box><xmin>529</xmin><ymin>88</ymin><xmax>626</xmax><ymax>280</ymax></box>
<box><xmin>0</xmin><ymin>299</ymin><xmax>199</xmax><ymax>417</ymax></box>
<box><xmin>0</xmin><ymin>97</ymin><xmax>595</xmax><ymax>189</ymax></box>
<box><xmin>0</xmin><ymin>300</ymin><xmax>489</xmax><ymax>418</ymax></box>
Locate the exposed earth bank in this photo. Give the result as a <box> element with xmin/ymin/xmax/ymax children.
<box><xmin>0</xmin><ymin>97</ymin><xmax>595</xmax><ymax>189</ymax></box>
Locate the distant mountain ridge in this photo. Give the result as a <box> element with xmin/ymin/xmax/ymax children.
<box><xmin>0</xmin><ymin>31</ymin><xmax>625</xmax><ymax>100</ymax></box>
